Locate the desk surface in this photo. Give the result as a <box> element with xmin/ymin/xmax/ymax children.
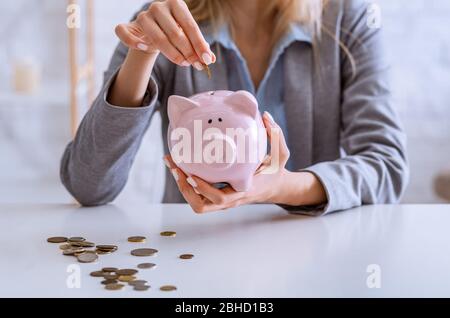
<box><xmin>1</xmin><ymin>203</ymin><xmax>449</xmax><ymax>298</ymax></box>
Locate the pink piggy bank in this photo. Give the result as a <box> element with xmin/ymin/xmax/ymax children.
<box><xmin>167</xmin><ymin>90</ymin><xmax>267</xmax><ymax>192</ymax></box>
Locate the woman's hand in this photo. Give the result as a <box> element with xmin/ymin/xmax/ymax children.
<box><xmin>115</xmin><ymin>0</ymin><xmax>216</xmax><ymax>69</ymax></box>
<box><xmin>164</xmin><ymin>112</ymin><xmax>328</xmax><ymax>213</ymax></box>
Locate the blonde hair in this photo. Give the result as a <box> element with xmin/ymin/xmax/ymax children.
<box><xmin>185</xmin><ymin>0</ymin><xmax>327</xmax><ymax>45</ymax></box>
<box><xmin>185</xmin><ymin>0</ymin><xmax>356</xmax><ymax>77</ymax></box>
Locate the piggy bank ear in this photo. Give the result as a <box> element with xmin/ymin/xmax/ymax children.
<box><xmin>224</xmin><ymin>91</ymin><xmax>258</xmax><ymax>118</ymax></box>
<box><xmin>168</xmin><ymin>95</ymin><xmax>200</xmax><ymax>125</ymax></box>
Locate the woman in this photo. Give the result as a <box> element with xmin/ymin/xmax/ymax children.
<box><xmin>60</xmin><ymin>0</ymin><xmax>409</xmax><ymax>215</ymax></box>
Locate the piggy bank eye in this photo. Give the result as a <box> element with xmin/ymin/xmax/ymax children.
<box><xmin>218</xmin><ymin>118</ymin><xmax>223</xmax><ymax>122</ymax></box>
<box><xmin>208</xmin><ymin>119</ymin><xmax>212</xmax><ymax>124</ymax></box>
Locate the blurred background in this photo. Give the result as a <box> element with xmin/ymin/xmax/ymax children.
<box><xmin>0</xmin><ymin>0</ymin><xmax>449</xmax><ymax>205</ymax></box>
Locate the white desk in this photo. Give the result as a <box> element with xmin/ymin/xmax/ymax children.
<box><xmin>1</xmin><ymin>203</ymin><xmax>449</xmax><ymax>298</ymax></box>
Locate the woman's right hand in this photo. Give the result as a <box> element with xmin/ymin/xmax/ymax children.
<box><xmin>115</xmin><ymin>0</ymin><xmax>216</xmax><ymax>70</ymax></box>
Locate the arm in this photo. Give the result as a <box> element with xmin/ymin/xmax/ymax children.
<box><xmin>287</xmin><ymin>0</ymin><xmax>409</xmax><ymax>214</ymax></box>
<box><xmin>60</xmin><ymin>1</ymin><xmax>215</xmax><ymax>206</ymax></box>
<box><xmin>164</xmin><ymin>0</ymin><xmax>408</xmax><ymax>215</ymax></box>
<box><xmin>60</xmin><ymin>43</ymin><xmax>161</xmax><ymax>206</ymax></box>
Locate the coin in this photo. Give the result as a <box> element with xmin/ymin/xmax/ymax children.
<box><xmin>102</xmin><ymin>273</ymin><xmax>119</xmax><ymax>280</ymax></box>
<box><xmin>204</xmin><ymin>64</ymin><xmax>211</xmax><ymax>79</ymax></box>
<box><xmin>116</xmin><ymin>269</ymin><xmax>138</xmax><ymax>276</ymax></box>
<box><xmin>134</xmin><ymin>285</ymin><xmax>151</xmax><ymax>291</ymax></box>
<box><xmin>63</xmin><ymin>248</ymin><xmax>85</xmax><ymax>256</ymax></box>
<box><xmin>68</xmin><ymin>237</ymin><xmax>86</xmax><ymax>243</ymax></box>
<box><xmin>59</xmin><ymin>244</ymin><xmax>72</xmax><ymax>250</ymax></box>
<box><xmin>77</xmin><ymin>252</ymin><xmax>98</xmax><ymax>263</ymax></box>
<box><xmin>137</xmin><ymin>263</ymin><xmax>156</xmax><ymax>269</ymax></box>
<box><xmin>131</xmin><ymin>248</ymin><xmax>158</xmax><ymax>257</ymax></box>
<box><xmin>90</xmin><ymin>271</ymin><xmax>105</xmax><ymax>277</ymax></box>
<box><xmin>160</xmin><ymin>285</ymin><xmax>177</xmax><ymax>292</ymax></box>
<box><xmin>47</xmin><ymin>237</ymin><xmax>68</xmax><ymax>243</ymax></box>
<box><xmin>95</xmin><ymin>249</ymin><xmax>112</xmax><ymax>255</ymax></box>
<box><xmin>128</xmin><ymin>236</ymin><xmax>146</xmax><ymax>243</ymax></box>
<box><xmin>128</xmin><ymin>280</ymin><xmax>148</xmax><ymax>286</ymax></box>
<box><xmin>102</xmin><ymin>267</ymin><xmax>118</xmax><ymax>273</ymax></box>
<box><xmin>101</xmin><ymin>279</ymin><xmax>118</xmax><ymax>285</ymax></box>
<box><xmin>118</xmin><ymin>275</ymin><xmax>136</xmax><ymax>282</ymax></box>
<box><xmin>105</xmin><ymin>283</ymin><xmax>124</xmax><ymax>291</ymax></box>
<box><xmin>160</xmin><ymin>231</ymin><xmax>176</xmax><ymax>237</ymax></box>
<box><xmin>179</xmin><ymin>254</ymin><xmax>194</xmax><ymax>260</ymax></box>
<box><xmin>96</xmin><ymin>245</ymin><xmax>117</xmax><ymax>250</ymax></box>
<box><xmin>70</xmin><ymin>241</ymin><xmax>95</xmax><ymax>248</ymax></box>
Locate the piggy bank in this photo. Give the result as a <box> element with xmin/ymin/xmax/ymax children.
<box><xmin>167</xmin><ymin>90</ymin><xmax>267</xmax><ymax>192</ymax></box>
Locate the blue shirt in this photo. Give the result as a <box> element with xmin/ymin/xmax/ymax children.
<box><xmin>203</xmin><ymin>23</ymin><xmax>312</xmax><ymax>165</ymax></box>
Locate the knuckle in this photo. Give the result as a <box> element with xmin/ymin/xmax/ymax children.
<box><xmin>216</xmin><ymin>196</ymin><xmax>226</xmax><ymax>205</ymax></box>
<box><xmin>192</xmin><ymin>205</ymin><xmax>204</xmax><ymax>214</ymax></box>
<box><xmin>167</xmin><ymin>28</ymin><xmax>184</xmax><ymax>41</ymax></box>
<box><xmin>151</xmin><ymin>33</ymin><xmax>165</xmax><ymax>45</ymax></box>
<box><xmin>184</xmin><ymin>20</ymin><xmax>198</xmax><ymax>32</ymax></box>
<box><xmin>173</xmin><ymin>55</ymin><xmax>186</xmax><ymax>65</ymax></box>
<box><xmin>136</xmin><ymin>12</ymin><xmax>146</xmax><ymax>23</ymax></box>
<box><xmin>149</xmin><ymin>2</ymin><xmax>163</xmax><ymax>15</ymax></box>
<box><xmin>114</xmin><ymin>24</ymin><xmax>124</xmax><ymax>36</ymax></box>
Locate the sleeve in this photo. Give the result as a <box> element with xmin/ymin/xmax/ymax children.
<box><xmin>60</xmin><ymin>4</ymin><xmax>164</xmax><ymax>206</ymax></box>
<box><xmin>286</xmin><ymin>0</ymin><xmax>409</xmax><ymax>215</ymax></box>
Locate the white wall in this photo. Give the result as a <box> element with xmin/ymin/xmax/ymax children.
<box><xmin>0</xmin><ymin>0</ymin><xmax>449</xmax><ymax>204</ymax></box>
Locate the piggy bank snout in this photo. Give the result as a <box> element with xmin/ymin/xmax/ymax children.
<box><xmin>202</xmin><ymin>133</ymin><xmax>237</xmax><ymax>169</ymax></box>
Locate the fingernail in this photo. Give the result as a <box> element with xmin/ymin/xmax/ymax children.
<box><xmin>164</xmin><ymin>158</ymin><xmax>170</xmax><ymax>168</ymax></box>
<box><xmin>264</xmin><ymin>111</ymin><xmax>275</xmax><ymax>125</ymax></box>
<box><xmin>180</xmin><ymin>60</ymin><xmax>190</xmax><ymax>67</ymax></box>
<box><xmin>137</xmin><ymin>43</ymin><xmax>148</xmax><ymax>51</ymax></box>
<box><xmin>193</xmin><ymin>62</ymin><xmax>204</xmax><ymax>71</ymax></box>
<box><xmin>187</xmin><ymin>177</ymin><xmax>198</xmax><ymax>188</ymax></box>
<box><xmin>171</xmin><ymin>169</ymin><xmax>179</xmax><ymax>182</ymax></box>
<box><xmin>202</xmin><ymin>53</ymin><xmax>212</xmax><ymax>65</ymax></box>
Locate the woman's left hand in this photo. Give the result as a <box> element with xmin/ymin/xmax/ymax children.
<box><xmin>164</xmin><ymin>111</ymin><xmax>327</xmax><ymax>213</ymax></box>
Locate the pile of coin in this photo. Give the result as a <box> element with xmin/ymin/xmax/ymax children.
<box><xmin>47</xmin><ymin>231</ymin><xmax>193</xmax><ymax>292</ymax></box>
<box><xmin>47</xmin><ymin>236</ymin><xmax>117</xmax><ymax>263</ymax></box>
<box><xmin>90</xmin><ymin>267</ymin><xmax>150</xmax><ymax>291</ymax></box>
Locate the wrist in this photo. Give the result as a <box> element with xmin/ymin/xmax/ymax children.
<box><xmin>271</xmin><ymin>170</ymin><xmax>327</xmax><ymax>206</ymax></box>
<box><xmin>126</xmin><ymin>48</ymin><xmax>159</xmax><ymax>67</ymax></box>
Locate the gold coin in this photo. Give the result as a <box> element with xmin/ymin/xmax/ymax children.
<box><xmin>118</xmin><ymin>275</ymin><xmax>136</xmax><ymax>282</ymax></box>
<box><xmin>127</xmin><ymin>236</ymin><xmax>146</xmax><ymax>243</ymax></box>
<box><xmin>101</xmin><ymin>279</ymin><xmax>118</xmax><ymax>285</ymax></box>
<box><xmin>102</xmin><ymin>273</ymin><xmax>119</xmax><ymax>280</ymax></box>
<box><xmin>59</xmin><ymin>244</ymin><xmax>72</xmax><ymax>250</ymax></box>
<box><xmin>68</xmin><ymin>237</ymin><xmax>86</xmax><ymax>243</ymax></box>
<box><xmin>90</xmin><ymin>271</ymin><xmax>105</xmax><ymax>277</ymax></box>
<box><xmin>95</xmin><ymin>249</ymin><xmax>112</xmax><ymax>255</ymax></box>
<box><xmin>70</xmin><ymin>241</ymin><xmax>95</xmax><ymax>248</ymax></box>
<box><xmin>128</xmin><ymin>280</ymin><xmax>148</xmax><ymax>287</ymax></box>
<box><xmin>160</xmin><ymin>285</ymin><xmax>177</xmax><ymax>292</ymax></box>
<box><xmin>131</xmin><ymin>248</ymin><xmax>158</xmax><ymax>257</ymax></box>
<box><xmin>105</xmin><ymin>283</ymin><xmax>124</xmax><ymax>291</ymax></box>
<box><xmin>116</xmin><ymin>269</ymin><xmax>138</xmax><ymax>276</ymax></box>
<box><xmin>179</xmin><ymin>254</ymin><xmax>194</xmax><ymax>260</ymax></box>
<box><xmin>102</xmin><ymin>267</ymin><xmax>118</xmax><ymax>273</ymax></box>
<box><xmin>77</xmin><ymin>252</ymin><xmax>98</xmax><ymax>263</ymax></box>
<box><xmin>204</xmin><ymin>64</ymin><xmax>211</xmax><ymax>79</ymax></box>
<box><xmin>137</xmin><ymin>263</ymin><xmax>156</xmax><ymax>269</ymax></box>
<box><xmin>96</xmin><ymin>245</ymin><xmax>118</xmax><ymax>251</ymax></box>
<box><xmin>134</xmin><ymin>285</ymin><xmax>151</xmax><ymax>291</ymax></box>
<box><xmin>160</xmin><ymin>231</ymin><xmax>176</xmax><ymax>237</ymax></box>
<box><xmin>47</xmin><ymin>237</ymin><xmax>68</xmax><ymax>243</ymax></box>
<box><xmin>62</xmin><ymin>248</ymin><xmax>84</xmax><ymax>256</ymax></box>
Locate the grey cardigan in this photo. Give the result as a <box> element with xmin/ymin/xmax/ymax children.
<box><xmin>60</xmin><ymin>0</ymin><xmax>409</xmax><ymax>215</ymax></box>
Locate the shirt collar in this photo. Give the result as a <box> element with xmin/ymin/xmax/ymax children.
<box><xmin>201</xmin><ymin>21</ymin><xmax>313</xmax><ymax>51</ymax></box>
